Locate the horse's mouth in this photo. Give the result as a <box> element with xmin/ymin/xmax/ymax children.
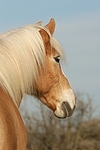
<box><xmin>54</xmin><ymin>101</ymin><xmax>75</xmax><ymax>118</ymax></box>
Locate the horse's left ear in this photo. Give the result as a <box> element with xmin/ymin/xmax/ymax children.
<box><xmin>36</xmin><ymin>21</ymin><xmax>42</xmax><ymax>26</ymax></box>
<box><xmin>39</xmin><ymin>18</ymin><xmax>56</xmax><ymax>43</ymax></box>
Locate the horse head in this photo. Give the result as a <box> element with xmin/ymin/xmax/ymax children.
<box><xmin>35</xmin><ymin>19</ymin><xmax>76</xmax><ymax>118</ymax></box>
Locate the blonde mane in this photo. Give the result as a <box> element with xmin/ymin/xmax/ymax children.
<box><xmin>0</xmin><ymin>23</ymin><xmax>64</xmax><ymax>106</ymax></box>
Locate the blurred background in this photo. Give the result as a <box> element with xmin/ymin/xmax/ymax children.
<box><xmin>0</xmin><ymin>0</ymin><xmax>100</xmax><ymax>149</ymax></box>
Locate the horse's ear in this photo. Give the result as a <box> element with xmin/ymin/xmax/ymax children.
<box><xmin>45</xmin><ymin>18</ymin><xmax>55</xmax><ymax>35</ymax></box>
<box><xmin>39</xmin><ymin>18</ymin><xmax>56</xmax><ymax>43</ymax></box>
<box><xmin>36</xmin><ymin>21</ymin><xmax>42</xmax><ymax>26</ymax></box>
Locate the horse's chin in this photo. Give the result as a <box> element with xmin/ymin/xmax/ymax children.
<box><xmin>54</xmin><ymin>101</ymin><xmax>74</xmax><ymax>119</ymax></box>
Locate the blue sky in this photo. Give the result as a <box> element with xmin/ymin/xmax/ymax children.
<box><xmin>0</xmin><ymin>1</ymin><xmax>100</xmax><ymax>111</ymax></box>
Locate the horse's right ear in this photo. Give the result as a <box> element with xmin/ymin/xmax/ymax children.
<box><xmin>39</xmin><ymin>18</ymin><xmax>56</xmax><ymax>43</ymax></box>
<box><xmin>45</xmin><ymin>18</ymin><xmax>55</xmax><ymax>35</ymax></box>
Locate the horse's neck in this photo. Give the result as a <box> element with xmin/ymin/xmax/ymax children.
<box><xmin>0</xmin><ymin>87</ymin><xmax>27</xmax><ymax>149</ymax></box>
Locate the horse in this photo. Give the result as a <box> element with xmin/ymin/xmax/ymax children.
<box><xmin>0</xmin><ymin>18</ymin><xmax>76</xmax><ymax>149</ymax></box>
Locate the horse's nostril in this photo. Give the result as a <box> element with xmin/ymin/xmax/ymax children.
<box><xmin>62</xmin><ymin>101</ymin><xmax>74</xmax><ymax>117</ymax></box>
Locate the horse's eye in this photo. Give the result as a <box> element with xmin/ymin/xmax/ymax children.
<box><xmin>54</xmin><ymin>56</ymin><xmax>60</xmax><ymax>63</ymax></box>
